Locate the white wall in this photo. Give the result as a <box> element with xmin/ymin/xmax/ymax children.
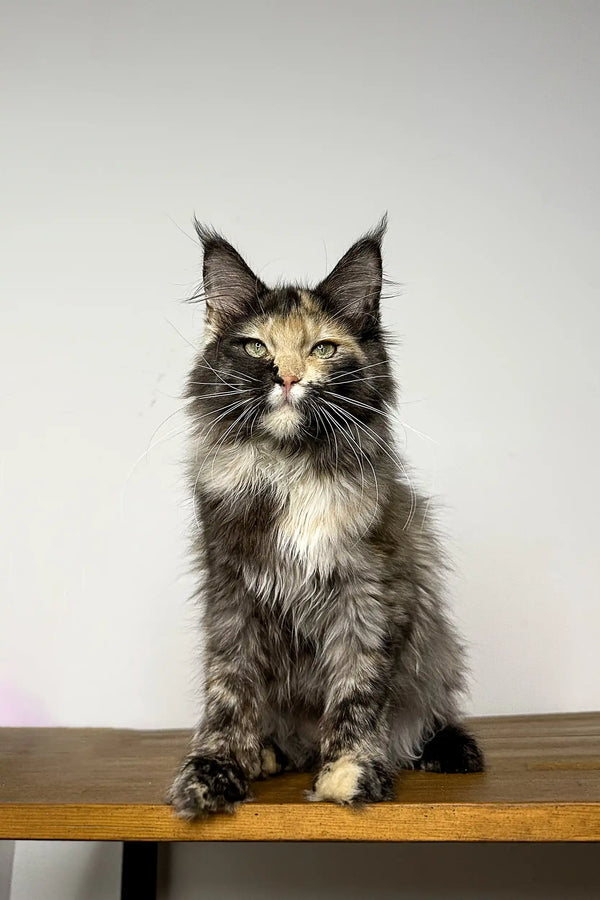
<box><xmin>8</xmin><ymin>843</ymin><xmax>121</xmax><ymax>900</ymax></box>
<box><xmin>2</xmin><ymin>0</ymin><xmax>599</xmax><ymax>897</ymax></box>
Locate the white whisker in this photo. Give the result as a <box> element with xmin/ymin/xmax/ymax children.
<box><xmin>164</xmin><ymin>317</ymin><xmax>200</xmax><ymax>352</ymax></box>
<box><xmin>198</xmin><ymin>357</ymin><xmax>253</xmax><ymax>387</ymax></box>
<box><xmin>188</xmin><ymin>388</ymin><xmax>257</xmax><ymax>399</ymax></box>
<box><xmin>320</xmin><ymin>397</ymin><xmax>417</xmax><ymax>531</ymax></box>
<box><xmin>328</xmin><ymin>360</ymin><xmax>390</xmax><ymax>383</ymax></box>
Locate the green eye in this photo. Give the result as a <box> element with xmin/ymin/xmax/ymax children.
<box><xmin>244</xmin><ymin>339</ymin><xmax>268</xmax><ymax>358</ymax></box>
<box><xmin>311</xmin><ymin>341</ymin><xmax>337</xmax><ymax>359</ymax></box>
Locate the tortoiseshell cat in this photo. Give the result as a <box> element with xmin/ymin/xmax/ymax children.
<box><xmin>168</xmin><ymin>218</ymin><xmax>483</xmax><ymax>818</ymax></box>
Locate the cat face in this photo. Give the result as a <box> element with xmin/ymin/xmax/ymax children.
<box><xmin>229</xmin><ymin>295</ymin><xmax>370</xmax><ymax>439</ymax></box>
<box><xmin>187</xmin><ymin>219</ymin><xmax>393</xmax><ymax>450</ymax></box>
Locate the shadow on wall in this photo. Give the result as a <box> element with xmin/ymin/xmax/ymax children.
<box><xmin>0</xmin><ymin>842</ymin><xmax>15</xmax><ymax>900</ymax></box>
<box><xmin>8</xmin><ymin>842</ymin><xmax>122</xmax><ymax>900</ymax></box>
<box><xmin>162</xmin><ymin>842</ymin><xmax>600</xmax><ymax>900</ymax></box>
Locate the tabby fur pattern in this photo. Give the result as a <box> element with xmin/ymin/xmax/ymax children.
<box><xmin>168</xmin><ymin>217</ymin><xmax>483</xmax><ymax>818</ymax></box>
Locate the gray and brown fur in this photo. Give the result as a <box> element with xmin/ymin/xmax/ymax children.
<box><xmin>168</xmin><ymin>217</ymin><xmax>484</xmax><ymax>818</ymax></box>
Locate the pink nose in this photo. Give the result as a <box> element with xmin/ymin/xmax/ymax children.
<box><xmin>282</xmin><ymin>375</ymin><xmax>300</xmax><ymax>395</ymax></box>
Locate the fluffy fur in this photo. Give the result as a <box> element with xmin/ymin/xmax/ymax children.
<box><xmin>168</xmin><ymin>217</ymin><xmax>483</xmax><ymax>819</ymax></box>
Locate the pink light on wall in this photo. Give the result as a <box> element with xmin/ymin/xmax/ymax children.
<box><xmin>0</xmin><ymin>676</ymin><xmax>50</xmax><ymax>726</ymax></box>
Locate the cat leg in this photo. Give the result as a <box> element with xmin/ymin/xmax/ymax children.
<box><xmin>259</xmin><ymin>716</ymin><xmax>322</xmax><ymax>778</ymax></box>
<box><xmin>168</xmin><ymin>593</ymin><xmax>268</xmax><ymax>819</ymax></box>
<box><xmin>309</xmin><ymin>594</ymin><xmax>395</xmax><ymax>806</ymax></box>
<box><xmin>415</xmin><ymin>723</ymin><xmax>485</xmax><ymax>773</ymax></box>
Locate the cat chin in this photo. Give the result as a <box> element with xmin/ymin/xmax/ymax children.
<box><xmin>261</xmin><ymin>405</ymin><xmax>302</xmax><ymax>440</ymax></box>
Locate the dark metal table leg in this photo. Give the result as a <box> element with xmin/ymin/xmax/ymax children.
<box><xmin>120</xmin><ymin>841</ymin><xmax>158</xmax><ymax>900</ymax></box>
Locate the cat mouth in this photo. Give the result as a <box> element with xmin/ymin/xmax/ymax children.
<box><xmin>268</xmin><ymin>383</ymin><xmax>304</xmax><ymax>410</ymax></box>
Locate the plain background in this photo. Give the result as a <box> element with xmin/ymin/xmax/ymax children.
<box><xmin>1</xmin><ymin>0</ymin><xmax>599</xmax><ymax>897</ymax></box>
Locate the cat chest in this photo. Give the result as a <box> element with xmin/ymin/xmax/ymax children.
<box><xmin>276</xmin><ymin>475</ymin><xmax>370</xmax><ymax>569</ymax></box>
<box><xmin>198</xmin><ymin>444</ymin><xmax>378</xmax><ymax>571</ymax></box>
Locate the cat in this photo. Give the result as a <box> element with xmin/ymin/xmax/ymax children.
<box><xmin>168</xmin><ymin>216</ymin><xmax>484</xmax><ymax>818</ymax></box>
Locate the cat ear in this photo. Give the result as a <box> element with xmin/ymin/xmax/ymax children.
<box><xmin>194</xmin><ymin>219</ymin><xmax>266</xmax><ymax>326</ymax></box>
<box><xmin>317</xmin><ymin>215</ymin><xmax>387</xmax><ymax>329</ymax></box>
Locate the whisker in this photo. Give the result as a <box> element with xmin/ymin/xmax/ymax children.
<box><xmin>197</xmin><ymin>356</ymin><xmax>252</xmax><ymax>387</ymax></box>
<box><xmin>325</xmin><ymin>391</ymin><xmax>437</xmax><ymax>444</ymax></box>
<box><xmin>207</xmin><ymin>400</ymin><xmax>261</xmax><ymax>481</ymax></box>
<box><xmin>328</xmin><ymin>360</ymin><xmax>390</xmax><ymax>383</ymax></box>
<box><xmin>322</xmin><ymin>402</ymin><xmax>366</xmax><ymax>502</ymax></box>
<box><xmin>188</xmin><ymin>388</ymin><xmax>257</xmax><ymax>399</ymax></box>
<box><xmin>227</xmin><ymin>367</ymin><xmax>261</xmax><ymax>383</ymax></box>
<box><xmin>165</xmin><ymin>213</ymin><xmax>200</xmax><ymax>247</ymax></box>
<box><xmin>328</xmin><ymin>374</ymin><xmax>394</xmax><ymax>386</ymax></box>
<box><xmin>320</xmin><ymin>397</ymin><xmax>417</xmax><ymax>531</ymax></box>
<box><xmin>192</xmin><ymin>396</ymin><xmax>260</xmax><ymax>466</ymax></box>
<box><xmin>323</xmin><ymin>391</ymin><xmax>388</xmax><ymax>417</ymax></box>
<box><xmin>397</xmin><ymin>421</ymin><xmax>438</xmax><ymax>445</ymax></box>
<box><xmin>191</xmin><ymin>396</ymin><xmax>256</xmax><ymax>529</ymax></box>
<box><xmin>317</xmin><ymin>401</ymin><xmax>382</xmax><ymax>547</ymax></box>
<box><xmin>164</xmin><ymin>317</ymin><xmax>199</xmax><ymax>352</ymax></box>
<box><xmin>192</xmin><ymin>396</ymin><xmax>254</xmax><ymax>424</ymax></box>
<box><xmin>121</xmin><ymin>419</ymin><xmax>190</xmax><ymax>515</ymax></box>
<box><xmin>249</xmin><ymin>403</ymin><xmax>262</xmax><ymax>439</ymax></box>
<box><xmin>311</xmin><ymin>400</ymin><xmax>339</xmax><ymax>472</ymax></box>
<box><xmin>196</xmin><ymin>363</ymin><xmax>257</xmax><ymax>385</ymax></box>
<box><xmin>187</xmin><ymin>380</ymin><xmax>249</xmax><ymax>387</ymax></box>
<box><xmin>348</xmin><ymin>422</ymin><xmax>380</xmax><ymax>548</ymax></box>
<box><xmin>146</xmin><ymin>405</ymin><xmax>190</xmax><ymax>447</ymax></box>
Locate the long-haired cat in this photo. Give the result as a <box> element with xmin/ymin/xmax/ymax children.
<box><xmin>168</xmin><ymin>217</ymin><xmax>483</xmax><ymax>818</ymax></box>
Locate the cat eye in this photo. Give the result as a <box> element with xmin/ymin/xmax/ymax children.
<box><xmin>311</xmin><ymin>341</ymin><xmax>337</xmax><ymax>359</ymax></box>
<box><xmin>244</xmin><ymin>339</ymin><xmax>268</xmax><ymax>358</ymax></box>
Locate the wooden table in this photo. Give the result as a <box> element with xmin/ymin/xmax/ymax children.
<box><xmin>1</xmin><ymin>713</ymin><xmax>599</xmax><ymax>898</ymax></box>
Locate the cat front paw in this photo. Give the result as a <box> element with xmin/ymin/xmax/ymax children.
<box><xmin>167</xmin><ymin>755</ymin><xmax>249</xmax><ymax>820</ymax></box>
<box><xmin>308</xmin><ymin>755</ymin><xmax>395</xmax><ymax>806</ymax></box>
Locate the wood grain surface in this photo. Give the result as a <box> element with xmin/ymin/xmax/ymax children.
<box><xmin>1</xmin><ymin>712</ymin><xmax>599</xmax><ymax>841</ymax></box>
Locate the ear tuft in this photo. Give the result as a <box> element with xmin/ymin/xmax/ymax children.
<box><xmin>192</xmin><ymin>218</ymin><xmax>266</xmax><ymax>326</ymax></box>
<box><xmin>365</xmin><ymin>212</ymin><xmax>388</xmax><ymax>247</ymax></box>
<box><xmin>317</xmin><ymin>215</ymin><xmax>387</xmax><ymax>329</ymax></box>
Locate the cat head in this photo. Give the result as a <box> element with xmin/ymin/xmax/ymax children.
<box><xmin>187</xmin><ymin>218</ymin><xmax>394</xmax><ymax>449</ymax></box>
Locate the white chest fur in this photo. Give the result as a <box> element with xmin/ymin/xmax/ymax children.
<box><xmin>193</xmin><ymin>440</ymin><xmax>378</xmax><ymax>573</ymax></box>
<box><xmin>276</xmin><ymin>468</ymin><xmax>376</xmax><ymax>572</ymax></box>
